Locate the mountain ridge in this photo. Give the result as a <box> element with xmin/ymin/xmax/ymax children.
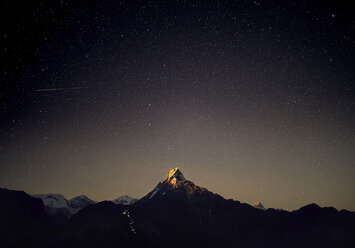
<box><xmin>1</xmin><ymin>168</ymin><xmax>355</xmax><ymax>247</ymax></box>
<box><xmin>112</xmin><ymin>195</ymin><xmax>138</xmax><ymax>205</ymax></box>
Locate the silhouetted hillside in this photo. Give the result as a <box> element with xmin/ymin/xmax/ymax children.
<box><xmin>1</xmin><ymin>169</ymin><xmax>355</xmax><ymax>248</ymax></box>
<box><xmin>0</xmin><ymin>188</ymin><xmax>51</xmax><ymax>247</ymax></box>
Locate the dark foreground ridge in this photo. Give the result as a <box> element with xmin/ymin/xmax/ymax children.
<box><xmin>1</xmin><ymin>168</ymin><xmax>355</xmax><ymax>248</ymax></box>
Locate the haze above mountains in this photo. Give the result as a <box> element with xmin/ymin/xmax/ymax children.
<box><xmin>27</xmin><ymin>168</ymin><xmax>271</xmax><ymax>219</ymax></box>
<box><xmin>1</xmin><ymin>168</ymin><xmax>354</xmax><ymax>248</ymax></box>
<box><xmin>29</xmin><ymin>168</ymin><xmax>268</xmax><ymax>222</ymax></box>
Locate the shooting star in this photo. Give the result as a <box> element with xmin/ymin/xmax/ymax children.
<box><xmin>34</xmin><ymin>87</ymin><xmax>88</xmax><ymax>92</ymax></box>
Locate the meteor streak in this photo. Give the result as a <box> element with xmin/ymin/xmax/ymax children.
<box><xmin>34</xmin><ymin>87</ymin><xmax>88</xmax><ymax>92</ymax></box>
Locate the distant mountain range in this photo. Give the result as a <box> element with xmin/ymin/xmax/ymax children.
<box><xmin>1</xmin><ymin>168</ymin><xmax>354</xmax><ymax>248</ymax></box>
<box><xmin>30</xmin><ymin>193</ymin><xmax>137</xmax><ymax>223</ymax></box>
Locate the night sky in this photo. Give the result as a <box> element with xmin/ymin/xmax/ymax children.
<box><xmin>1</xmin><ymin>0</ymin><xmax>354</xmax><ymax>211</ymax></box>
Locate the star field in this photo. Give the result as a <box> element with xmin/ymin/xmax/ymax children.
<box><xmin>1</xmin><ymin>0</ymin><xmax>354</xmax><ymax>210</ymax></box>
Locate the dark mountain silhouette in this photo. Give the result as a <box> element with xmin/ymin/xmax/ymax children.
<box><xmin>132</xmin><ymin>168</ymin><xmax>355</xmax><ymax>247</ymax></box>
<box><xmin>0</xmin><ymin>188</ymin><xmax>52</xmax><ymax>248</ymax></box>
<box><xmin>1</xmin><ymin>168</ymin><xmax>355</xmax><ymax>248</ymax></box>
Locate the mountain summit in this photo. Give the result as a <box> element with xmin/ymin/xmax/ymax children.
<box><xmin>69</xmin><ymin>195</ymin><xmax>96</xmax><ymax>213</ymax></box>
<box><xmin>2</xmin><ymin>168</ymin><xmax>355</xmax><ymax>248</ymax></box>
<box><xmin>167</xmin><ymin>167</ymin><xmax>186</xmax><ymax>187</ymax></box>
<box><xmin>140</xmin><ymin>168</ymin><xmax>208</xmax><ymax>201</ymax></box>
<box><xmin>32</xmin><ymin>194</ymin><xmax>96</xmax><ymax>222</ymax></box>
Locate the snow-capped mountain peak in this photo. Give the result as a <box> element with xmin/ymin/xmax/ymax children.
<box><xmin>69</xmin><ymin>195</ymin><xmax>96</xmax><ymax>212</ymax></box>
<box><xmin>168</xmin><ymin>167</ymin><xmax>185</xmax><ymax>181</ymax></box>
<box><xmin>112</xmin><ymin>195</ymin><xmax>137</xmax><ymax>205</ymax></box>
<box><xmin>141</xmin><ymin>168</ymin><xmax>208</xmax><ymax>201</ymax></box>
<box><xmin>70</xmin><ymin>195</ymin><xmax>89</xmax><ymax>200</ymax></box>
<box><xmin>33</xmin><ymin>194</ymin><xmax>70</xmax><ymax>213</ymax></box>
<box><xmin>33</xmin><ymin>193</ymin><xmax>96</xmax><ymax>220</ymax></box>
<box><xmin>167</xmin><ymin>167</ymin><xmax>186</xmax><ymax>187</ymax></box>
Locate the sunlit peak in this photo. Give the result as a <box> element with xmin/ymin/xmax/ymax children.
<box><xmin>168</xmin><ymin>167</ymin><xmax>179</xmax><ymax>180</ymax></box>
<box><xmin>167</xmin><ymin>167</ymin><xmax>186</xmax><ymax>187</ymax></box>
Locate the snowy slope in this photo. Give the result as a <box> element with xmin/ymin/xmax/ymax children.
<box><xmin>33</xmin><ymin>194</ymin><xmax>71</xmax><ymax>214</ymax></box>
<box><xmin>69</xmin><ymin>195</ymin><xmax>96</xmax><ymax>213</ymax></box>
<box><xmin>112</xmin><ymin>195</ymin><xmax>137</xmax><ymax>205</ymax></box>
<box><xmin>33</xmin><ymin>194</ymin><xmax>96</xmax><ymax>217</ymax></box>
<box><xmin>141</xmin><ymin>167</ymin><xmax>209</xmax><ymax>202</ymax></box>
